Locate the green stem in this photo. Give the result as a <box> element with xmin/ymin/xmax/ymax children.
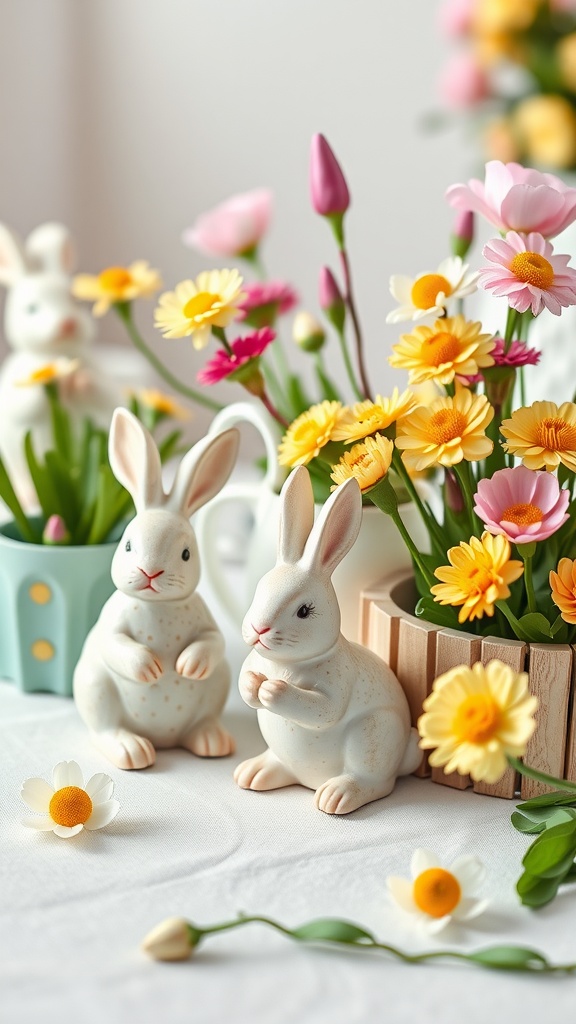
<box><xmin>338</xmin><ymin>247</ymin><xmax>372</xmax><ymax>401</ymax></box>
<box><xmin>115</xmin><ymin>303</ymin><xmax>222</xmax><ymax>413</ymax></box>
<box><xmin>508</xmin><ymin>757</ymin><xmax>576</xmax><ymax>795</ymax></box>
<box><xmin>370</xmin><ymin>483</ymin><xmax>436</xmax><ymax>589</ymax></box>
<box><xmin>392</xmin><ymin>451</ymin><xmax>445</xmax><ymax>555</ymax></box>
<box><xmin>520</xmin><ymin>549</ymin><xmax>537</xmax><ymax>614</ymax></box>
<box><xmin>258</xmin><ymin>390</ymin><xmax>290</xmax><ymax>429</ymax></box>
<box><xmin>212</xmin><ymin>325</ymin><xmax>233</xmax><ymax>355</ymax></box>
<box><xmin>452</xmin><ymin>461</ymin><xmax>480</xmax><ymax>537</ymax></box>
<box><xmin>186</xmin><ymin>915</ymin><xmax>576</xmax><ymax>974</ymax></box>
<box><xmin>503</xmin><ymin>307</ymin><xmax>519</xmax><ymax>353</ymax></box>
<box><xmin>336</xmin><ymin>326</ymin><xmax>363</xmax><ymax>401</ymax></box>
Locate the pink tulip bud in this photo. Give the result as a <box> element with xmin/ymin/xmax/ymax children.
<box><xmin>451</xmin><ymin>209</ymin><xmax>474</xmax><ymax>259</ymax></box>
<box><xmin>43</xmin><ymin>514</ymin><xmax>70</xmax><ymax>545</ymax></box>
<box><xmin>318</xmin><ymin>266</ymin><xmax>346</xmax><ymax>332</ymax></box>
<box><xmin>309</xmin><ymin>134</ymin><xmax>350</xmax><ymax>217</ymax></box>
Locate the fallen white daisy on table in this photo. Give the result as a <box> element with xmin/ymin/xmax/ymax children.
<box><xmin>21</xmin><ymin>760</ymin><xmax>120</xmax><ymax>838</ymax></box>
<box><xmin>387</xmin><ymin>848</ymin><xmax>488</xmax><ymax>933</ymax></box>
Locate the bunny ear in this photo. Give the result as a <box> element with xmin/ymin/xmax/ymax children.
<box><xmin>25</xmin><ymin>223</ymin><xmax>75</xmax><ymax>274</ymax></box>
<box><xmin>167</xmin><ymin>428</ymin><xmax>239</xmax><ymax>517</ymax></box>
<box><xmin>0</xmin><ymin>223</ymin><xmax>28</xmax><ymax>285</ymax></box>
<box><xmin>108</xmin><ymin>408</ymin><xmax>164</xmax><ymax>512</ymax></box>
<box><xmin>302</xmin><ymin>478</ymin><xmax>362</xmax><ymax>577</ymax></box>
<box><xmin>277</xmin><ymin>466</ymin><xmax>315</xmax><ymax>564</ymax></box>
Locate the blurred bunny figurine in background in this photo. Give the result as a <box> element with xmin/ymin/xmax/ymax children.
<box><xmin>235</xmin><ymin>466</ymin><xmax>422</xmax><ymax>814</ymax></box>
<box><xmin>0</xmin><ymin>221</ymin><xmax>123</xmax><ymax>507</ymax></box>
<box><xmin>73</xmin><ymin>408</ymin><xmax>240</xmax><ymax>770</ymax></box>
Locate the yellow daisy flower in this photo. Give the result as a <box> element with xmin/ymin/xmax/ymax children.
<box><xmin>278</xmin><ymin>401</ymin><xmax>343</xmax><ymax>468</ymax></box>
<box><xmin>389</xmin><ymin>316</ymin><xmax>495</xmax><ymax>386</ymax></box>
<box><xmin>154</xmin><ymin>269</ymin><xmax>244</xmax><ymax>349</ymax></box>
<box><xmin>16</xmin><ymin>358</ymin><xmax>80</xmax><ymax>387</ymax></box>
<box><xmin>130</xmin><ymin>388</ymin><xmax>191</xmax><ymax>420</ymax></box>
<box><xmin>431</xmin><ymin>532</ymin><xmax>524</xmax><ymax>624</ymax></box>
<box><xmin>73</xmin><ymin>261</ymin><xmax>162</xmax><ymax>316</ymax></box>
<box><xmin>330</xmin><ymin>433</ymin><xmax>394</xmax><ymax>491</ymax></box>
<box><xmin>395</xmin><ymin>385</ymin><xmax>494</xmax><ymax>473</ymax></box>
<box><xmin>330</xmin><ymin>388</ymin><xmax>418</xmax><ymax>443</ymax></box>
<box><xmin>501</xmin><ymin>400</ymin><xmax>576</xmax><ymax>473</ymax></box>
<box><xmin>417</xmin><ymin>660</ymin><xmax>538</xmax><ymax>784</ymax></box>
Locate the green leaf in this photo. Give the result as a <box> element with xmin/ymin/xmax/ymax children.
<box><xmin>157</xmin><ymin>429</ymin><xmax>183</xmax><ymax>464</ymax></box>
<box><xmin>24</xmin><ymin>432</ymin><xmax>61</xmax><ymax>520</ymax></box>
<box><xmin>287</xmin><ymin>374</ymin><xmax>311</xmax><ymax>418</ymax></box>
<box><xmin>467</xmin><ymin>945</ymin><xmax>550</xmax><ymax>972</ymax></box>
<box><xmin>517</xmin><ymin>612</ymin><xmax>553</xmax><ymax>640</ymax></box>
<box><xmin>0</xmin><ymin>454</ymin><xmax>38</xmax><ymax>542</ymax></box>
<box><xmin>415</xmin><ymin>596</ymin><xmax>460</xmax><ymax>630</ymax></box>
<box><xmin>516</xmin><ymin>790</ymin><xmax>576</xmax><ymax>811</ymax></box>
<box><xmin>314</xmin><ymin>364</ymin><xmax>340</xmax><ymax>403</ymax></box>
<box><xmin>522</xmin><ymin>820</ymin><xmax>576</xmax><ymax>876</ymax></box>
<box><xmin>44</xmin><ymin>451</ymin><xmax>82</xmax><ymax>535</ymax></box>
<box><xmin>47</xmin><ymin>385</ymin><xmax>74</xmax><ymax>462</ymax></box>
<box><xmin>516</xmin><ymin>872</ymin><xmax>564</xmax><ymax>908</ymax></box>
<box><xmin>511</xmin><ymin>807</ymin><xmax>576</xmax><ymax>835</ymax></box>
<box><xmin>291</xmin><ymin>919</ymin><xmax>375</xmax><ymax>945</ymax></box>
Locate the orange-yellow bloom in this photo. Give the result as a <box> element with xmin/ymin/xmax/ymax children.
<box><xmin>389</xmin><ymin>316</ymin><xmax>495</xmax><ymax>386</ymax></box>
<box><xmin>550</xmin><ymin>558</ymin><xmax>576</xmax><ymax>624</ymax></box>
<box><xmin>330</xmin><ymin>388</ymin><xmax>417</xmax><ymax>443</ymax></box>
<box><xmin>395</xmin><ymin>385</ymin><xmax>494</xmax><ymax>473</ymax></box>
<box><xmin>501</xmin><ymin>401</ymin><xmax>576</xmax><ymax>472</ymax></box>
<box><xmin>431</xmin><ymin>532</ymin><xmax>524</xmax><ymax>623</ymax></box>
<box><xmin>278</xmin><ymin>401</ymin><xmax>343</xmax><ymax>468</ymax></box>
<box><xmin>330</xmin><ymin>433</ymin><xmax>394</xmax><ymax>492</ymax></box>
<box><xmin>73</xmin><ymin>261</ymin><xmax>162</xmax><ymax>316</ymax></box>
<box><xmin>154</xmin><ymin>269</ymin><xmax>244</xmax><ymax>349</ymax></box>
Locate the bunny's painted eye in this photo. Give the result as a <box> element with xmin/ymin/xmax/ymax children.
<box><xmin>182</xmin><ymin>548</ymin><xmax>190</xmax><ymax>561</ymax></box>
<box><xmin>125</xmin><ymin>539</ymin><xmax>131</xmax><ymax>551</ymax></box>
<box><xmin>297</xmin><ymin>603</ymin><xmax>315</xmax><ymax>619</ymax></box>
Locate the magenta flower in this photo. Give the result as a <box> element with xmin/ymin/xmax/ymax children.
<box><xmin>236</xmin><ymin>280</ymin><xmax>298</xmax><ymax>326</ymax></box>
<box><xmin>197</xmin><ymin>328</ymin><xmax>275</xmax><ymax>386</ymax></box>
<box><xmin>474</xmin><ymin>466</ymin><xmax>570</xmax><ymax>545</ymax></box>
<box><xmin>488</xmin><ymin>336</ymin><xmax>541</xmax><ymax>368</ymax></box>
<box><xmin>309</xmin><ymin>134</ymin><xmax>350</xmax><ymax>216</ymax></box>
<box><xmin>478</xmin><ymin>231</ymin><xmax>576</xmax><ymax>316</ymax></box>
<box><xmin>43</xmin><ymin>514</ymin><xmax>70</xmax><ymax>545</ymax></box>
<box><xmin>446</xmin><ymin>161</ymin><xmax>576</xmax><ymax>238</ymax></box>
<box><xmin>182</xmin><ymin>189</ymin><xmax>272</xmax><ymax>258</ymax></box>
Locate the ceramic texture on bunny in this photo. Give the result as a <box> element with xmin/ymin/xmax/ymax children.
<box><xmin>235</xmin><ymin>467</ymin><xmax>422</xmax><ymax>815</ymax></box>
<box><xmin>0</xmin><ymin>223</ymin><xmax>122</xmax><ymax>508</ymax></box>
<box><xmin>73</xmin><ymin>409</ymin><xmax>240</xmax><ymax>770</ymax></box>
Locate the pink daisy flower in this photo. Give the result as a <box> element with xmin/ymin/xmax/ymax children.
<box><xmin>478</xmin><ymin>231</ymin><xmax>576</xmax><ymax>316</ymax></box>
<box><xmin>237</xmin><ymin>280</ymin><xmax>298</xmax><ymax>324</ymax></box>
<box><xmin>456</xmin><ymin>338</ymin><xmax>541</xmax><ymax>384</ymax></box>
<box><xmin>446</xmin><ymin>161</ymin><xmax>576</xmax><ymax>238</ymax></box>
<box><xmin>474</xmin><ymin>465</ymin><xmax>570</xmax><ymax>545</ymax></box>
<box><xmin>197</xmin><ymin>327</ymin><xmax>275</xmax><ymax>386</ymax></box>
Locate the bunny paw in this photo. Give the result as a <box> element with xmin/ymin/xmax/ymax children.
<box><xmin>258</xmin><ymin>677</ymin><xmax>289</xmax><ymax>706</ymax></box>
<box><xmin>234</xmin><ymin>752</ymin><xmax>298</xmax><ymax>791</ymax></box>
<box><xmin>183</xmin><ymin>720</ymin><xmax>235</xmax><ymax>758</ymax></box>
<box><xmin>176</xmin><ymin>643</ymin><xmax>215</xmax><ymax>680</ymax></box>
<box><xmin>92</xmin><ymin>729</ymin><xmax>156</xmax><ymax>770</ymax></box>
<box><xmin>315</xmin><ymin>776</ymin><xmax>364</xmax><ymax>815</ymax></box>
<box><xmin>126</xmin><ymin>648</ymin><xmax>163</xmax><ymax>683</ymax></box>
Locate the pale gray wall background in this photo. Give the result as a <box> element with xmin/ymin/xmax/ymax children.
<box><xmin>0</xmin><ymin>0</ymin><xmax>473</xmax><ymax>437</ymax></box>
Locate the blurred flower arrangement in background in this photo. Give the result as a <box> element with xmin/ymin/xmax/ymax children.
<box><xmin>436</xmin><ymin>0</ymin><xmax>576</xmax><ymax>171</ymax></box>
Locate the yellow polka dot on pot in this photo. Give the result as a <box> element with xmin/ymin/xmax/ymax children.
<box><xmin>31</xmin><ymin>639</ymin><xmax>55</xmax><ymax>661</ymax></box>
<box><xmin>29</xmin><ymin>582</ymin><xmax>52</xmax><ymax>605</ymax></box>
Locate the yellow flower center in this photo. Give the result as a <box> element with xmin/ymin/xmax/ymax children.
<box><xmin>182</xmin><ymin>291</ymin><xmax>220</xmax><ymax>320</ymax></box>
<box><xmin>428</xmin><ymin>408</ymin><xmax>467</xmax><ymax>444</ymax></box>
<box><xmin>453</xmin><ymin>693</ymin><xmax>501</xmax><ymax>744</ymax></box>
<box><xmin>413</xmin><ymin>868</ymin><xmax>461</xmax><ymax>918</ymax></box>
<box><xmin>98</xmin><ymin>266</ymin><xmax>133</xmax><ymax>293</ymax></box>
<box><xmin>501</xmin><ymin>501</ymin><xmax>543</xmax><ymax>526</ymax></box>
<box><xmin>30</xmin><ymin>364</ymin><xmax>58</xmax><ymax>384</ymax></box>
<box><xmin>49</xmin><ymin>786</ymin><xmax>93</xmax><ymax>827</ymax></box>
<box><xmin>510</xmin><ymin>251</ymin><xmax>554</xmax><ymax>290</ymax></box>
<box><xmin>421</xmin><ymin>331</ymin><xmax>460</xmax><ymax>367</ymax></box>
<box><xmin>537</xmin><ymin>417</ymin><xmax>576</xmax><ymax>452</ymax></box>
<box><xmin>410</xmin><ymin>274</ymin><xmax>453</xmax><ymax>310</ymax></box>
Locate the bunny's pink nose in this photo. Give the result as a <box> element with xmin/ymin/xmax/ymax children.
<box><xmin>137</xmin><ymin>567</ymin><xmax>164</xmax><ymax>592</ymax></box>
<box><xmin>59</xmin><ymin>318</ymin><xmax>77</xmax><ymax>338</ymax></box>
<box><xmin>253</xmin><ymin>624</ymin><xmax>270</xmax><ymax>636</ymax></box>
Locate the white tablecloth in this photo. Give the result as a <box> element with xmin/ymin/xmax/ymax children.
<box><xmin>2</xmin><ymin>590</ymin><xmax>576</xmax><ymax>1024</ymax></box>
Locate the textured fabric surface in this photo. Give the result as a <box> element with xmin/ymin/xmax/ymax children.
<box><xmin>1</xmin><ymin>613</ymin><xmax>575</xmax><ymax>1023</ymax></box>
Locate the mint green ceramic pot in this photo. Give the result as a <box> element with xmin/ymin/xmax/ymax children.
<box><xmin>0</xmin><ymin>520</ymin><xmax>117</xmax><ymax>696</ymax></box>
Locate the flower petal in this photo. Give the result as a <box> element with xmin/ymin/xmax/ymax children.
<box><xmin>52</xmin><ymin>824</ymin><xmax>84</xmax><ymax>839</ymax></box>
<box><xmin>85</xmin><ymin>773</ymin><xmax>115</xmax><ymax>804</ymax></box>
<box><xmin>21</xmin><ymin>815</ymin><xmax>57</xmax><ymax>831</ymax></box>
<box><xmin>52</xmin><ymin>761</ymin><xmax>84</xmax><ymax>790</ymax></box>
<box><xmin>20</xmin><ymin>777</ymin><xmax>54</xmax><ymax>812</ymax></box>
<box><xmin>84</xmin><ymin>800</ymin><xmax>120</xmax><ymax>831</ymax></box>
<box><xmin>411</xmin><ymin>848</ymin><xmax>439</xmax><ymax>877</ymax></box>
<box><xmin>387</xmin><ymin>877</ymin><xmax>417</xmax><ymax>913</ymax></box>
<box><xmin>450</xmin><ymin>856</ymin><xmax>486</xmax><ymax>892</ymax></box>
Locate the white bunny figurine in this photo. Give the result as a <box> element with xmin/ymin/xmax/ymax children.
<box><xmin>0</xmin><ymin>221</ymin><xmax>122</xmax><ymax>507</ymax></box>
<box><xmin>235</xmin><ymin>466</ymin><xmax>422</xmax><ymax>814</ymax></box>
<box><xmin>73</xmin><ymin>408</ymin><xmax>240</xmax><ymax>770</ymax></box>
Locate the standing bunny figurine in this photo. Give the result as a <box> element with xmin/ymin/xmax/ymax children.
<box><xmin>0</xmin><ymin>221</ymin><xmax>122</xmax><ymax>507</ymax></box>
<box><xmin>235</xmin><ymin>466</ymin><xmax>422</xmax><ymax>814</ymax></box>
<box><xmin>73</xmin><ymin>408</ymin><xmax>239</xmax><ymax>770</ymax></box>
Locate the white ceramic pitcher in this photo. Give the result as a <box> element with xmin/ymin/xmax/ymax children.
<box><xmin>196</xmin><ymin>402</ymin><xmax>430</xmax><ymax>641</ymax></box>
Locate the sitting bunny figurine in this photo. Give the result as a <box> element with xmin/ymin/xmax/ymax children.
<box><xmin>0</xmin><ymin>221</ymin><xmax>122</xmax><ymax>507</ymax></box>
<box><xmin>73</xmin><ymin>408</ymin><xmax>239</xmax><ymax>770</ymax></box>
<box><xmin>235</xmin><ymin>466</ymin><xmax>422</xmax><ymax>814</ymax></box>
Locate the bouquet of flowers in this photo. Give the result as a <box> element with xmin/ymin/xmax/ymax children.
<box><xmin>436</xmin><ymin>0</ymin><xmax>576</xmax><ymax>172</ymax></box>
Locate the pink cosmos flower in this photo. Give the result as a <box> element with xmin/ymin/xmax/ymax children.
<box><xmin>474</xmin><ymin>466</ymin><xmax>570</xmax><ymax>545</ymax></box>
<box><xmin>446</xmin><ymin>161</ymin><xmax>576</xmax><ymax>238</ymax></box>
<box><xmin>197</xmin><ymin>328</ymin><xmax>275</xmax><ymax>386</ymax></box>
<box><xmin>236</xmin><ymin>280</ymin><xmax>298</xmax><ymax>321</ymax></box>
<box><xmin>438</xmin><ymin>53</ymin><xmax>490</xmax><ymax>109</ymax></box>
<box><xmin>182</xmin><ymin>189</ymin><xmax>273</xmax><ymax>258</ymax></box>
<box><xmin>478</xmin><ymin>231</ymin><xmax>576</xmax><ymax>316</ymax></box>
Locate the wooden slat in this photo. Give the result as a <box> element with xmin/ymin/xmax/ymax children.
<box><xmin>430</xmin><ymin>629</ymin><xmax>482</xmax><ymax>791</ymax></box>
<box><xmin>359</xmin><ymin>570</ymin><xmax>412</xmax><ymax>649</ymax></box>
<box><xmin>395</xmin><ymin>616</ymin><xmax>438</xmax><ymax>777</ymax></box>
<box><xmin>563</xmin><ymin>645</ymin><xmax>576</xmax><ymax>784</ymax></box>
<box><xmin>520</xmin><ymin>644</ymin><xmax>573</xmax><ymax>800</ymax></box>
<box><xmin>364</xmin><ymin>599</ymin><xmax>401</xmax><ymax>670</ymax></box>
<box><xmin>473</xmin><ymin>637</ymin><xmax>527</xmax><ymax>798</ymax></box>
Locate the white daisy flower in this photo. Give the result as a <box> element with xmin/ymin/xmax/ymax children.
<box><xmin>386</xmin><ymin>256</ymin><xmax>478</xmax><ymax>323</ymax></box>
<box><xmin>386</xmin><ymin>848</ymin><xmax>488</xmax><ymax>933</ymax></box>
<box><xmin>21</xmin><ymin>760</ymin><xmax>120</xmax><ymax>838</ymax></box>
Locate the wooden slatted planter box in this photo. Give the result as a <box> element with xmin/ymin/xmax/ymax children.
<box><xmin>359</xmin><ymin>570</ymin><xmax>576</xmax><ymax>798</ymax></box>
